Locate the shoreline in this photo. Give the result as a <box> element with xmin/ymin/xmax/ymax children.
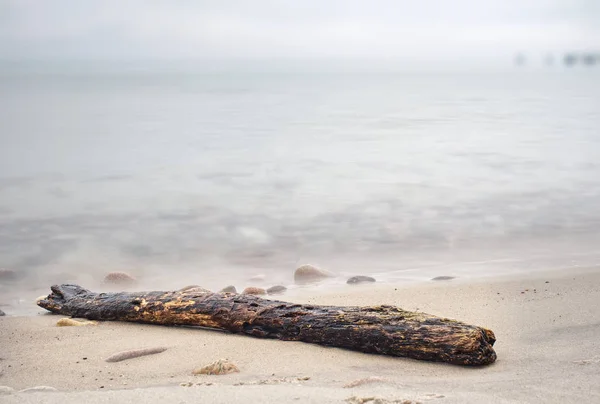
<box><xmin>2</xmin><ymin>266</ymin><xmax>600</xmax><ymax>403</ymax></box>
<box><xmin>2</xmin><ymin>256</ymin><xmax>600</xmax><ymax>317</ymax></box>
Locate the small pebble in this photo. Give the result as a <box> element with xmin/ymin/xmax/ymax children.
<box><xmin>345</xmin><ymin>397</ymin><xmax>418</xmax><ymax>404</ymax></box>
<box><xmin>294</xmin><ymin>264</ymin><xmax>334</xmax><ymax>285</ymax></box>
<box><xmin>249</xmin><ymin>274</ymin><xmax>266</xmax><ymax>282</ymax></box>
<box><xmin>192</xmin><ymin>359</ymin><xmax>239</xmax><ymax>375</ymax></box>
<box><xmin>431</xmin><ymin>276</ymin><xmax>455</xmax><ymax>281</ymax></box>
<box><xmin>179</xmin><ymin>285</ymin><xmax>201</xmax><ymax>291</ymax></box>
<box><xmin>346</xmin><ymin>276</ymin><xmax>376</xmax><ymax>285</ymax></box>
<box><xmin>105</xmin><ymin>347</ymin><xmax>167</xmax><ymax>362</ymax></box>
<box><xmin>0</xmin><ymin>309</ymin><xmax>5</xmax><ymax>316</ymax></box>
<box><xmin>242</xmin><ymin>287</ymin><xmax>266</xmax><ymax>296</ymax></box>
<box><xmin>266</xmin><ymin>285</ymin><xmax>287</xmax><ymax>295</ymax></box>
<box><xmin>0</xmin><ymin>268</ymin><xmax>17</xmax><ymax>281</ymax></box>
<box><xmin>221</xmin><ymin>285</ymin><xmax>237</xmax><ymax>293</ymax></box>
<box><xmin>180</xmin><ymin>286</ymin><xmax>211</xmax><ymax>293</ymax></box>
<box><xmin>103</xmin><ymin>272</ymin><xmax>136</xmax><ymax>285</ymax></box>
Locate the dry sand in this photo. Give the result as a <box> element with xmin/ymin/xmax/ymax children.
<box><xmin>1</xmin><ymin>267</ymin><xmax>600</xmax><ymax>403</ymax></box>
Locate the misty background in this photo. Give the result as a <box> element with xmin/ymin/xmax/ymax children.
<box><xmin>1</xmin><ymin>0</ymin><xmax>599</xmax><ymax>64</ymax></box>
<box><xmin>1</xmin><ymin>1</ymin><xmax>600</xmax><ymax>295</ymax></box>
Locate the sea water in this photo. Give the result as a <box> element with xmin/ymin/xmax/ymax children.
<box><xmin>1</xmin><ymin>66</ymin><xmax>600</xmax><ymax>293</ymax></box>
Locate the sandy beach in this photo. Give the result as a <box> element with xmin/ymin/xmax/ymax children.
<box><xmin>1</xmin><ymin>266</ymin><xmax>600</xmax><ymax>403</ymax></box>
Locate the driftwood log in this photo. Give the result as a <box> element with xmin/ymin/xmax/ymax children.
<box><xmin>38</xmin><ymin>284</ymin><xmax>496</xmax><ymax>366</ymax></box>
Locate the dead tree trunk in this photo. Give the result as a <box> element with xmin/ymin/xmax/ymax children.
<box><xmin>38</xmin><ymin>284</ymin><xmax>496</xmax><ymax>366</ymax></box>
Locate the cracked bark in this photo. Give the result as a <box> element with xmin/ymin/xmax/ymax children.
<box><xmin>38</xmin><ymin>284</ymin><xmax>496</xmax><ymax>366</ymax></box>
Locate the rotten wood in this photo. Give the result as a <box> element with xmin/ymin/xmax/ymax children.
<box><xmin>38</xmin><ymin>284</ymin><xmax>496</xmax><ymax>366</ymax></box>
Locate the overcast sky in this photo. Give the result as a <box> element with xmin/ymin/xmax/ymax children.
<box><xmin>0</xmin><ymin>0</ymin><xmax>598</xmax><ymax>63</ymax></box>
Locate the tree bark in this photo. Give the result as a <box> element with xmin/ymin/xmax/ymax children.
<box><xmin>38</xmin><ymin>284</ymin><xmax>496</xmax><ymax>366</ymax></box>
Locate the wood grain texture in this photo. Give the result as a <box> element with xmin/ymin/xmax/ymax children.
<box><xmin>38</xmin><ymin>284</ymin><xmax>496</xmax><ymax>366</ymax></box>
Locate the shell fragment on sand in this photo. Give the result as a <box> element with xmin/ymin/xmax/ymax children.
<box><xmin>343</xmin><ymin>376</ymin><xmax>390</xmax><ymax>388</ymax></box>
<box><xmin>105</xmin><ymin>347</ymin><xmax>167</xmax><ymax>363</ymax></box>
<box><xmin>56</xmin><ymin>318</ymin><xmax>98</xmax><ymax>327</ymax></box>
<box><xmin>192</xmin><ymin>359</ymin><xmax>240</xmax><ymax>375</ymax></box>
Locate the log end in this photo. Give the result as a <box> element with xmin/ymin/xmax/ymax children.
<box><xmin>37</xmin><ymin>284</ymin><xmax>91</xmax><ymax>313</ymax></box>
<box><xmin>453</xmin><ymin>327</ymin><xmax>497</xmax><ymax>366</ymax></box>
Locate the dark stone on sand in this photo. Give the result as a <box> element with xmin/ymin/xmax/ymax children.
<box><xmin>431</xmin><ymin>276</ymin><xmax>455</xmax><ymax>281</ymax></box>
<box><xmin>294</xmin><ymin>264</ymin><xmax>333</xmax><ymax>284</ymax></box>
<box><xmin>0</xmin><ymin>309</ymin><xmax>5</xmax><ymax>316</ymax></box>
<box><xmin>347</xmin><ymin>276</ymin><xmax>376</xmax><ymax>285</ymax></box>
<box><xmin>103</xmin><ymin>272</ymin><xmax>136</xmax><ymax>285</ymax></box>
<box><xmin>221</xmin><ymin>285</ymin><xmax>237</xmax><ymax>293</ymax></box>
<box><xmin>242</xmin><ymin>287</ymin><xmax>266</xmax><ymax>295</ymax></box>
<box><xmin>266</xmin><ymin>285</ymin><xmax>287</xmax><ymax>295</ymax></box>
